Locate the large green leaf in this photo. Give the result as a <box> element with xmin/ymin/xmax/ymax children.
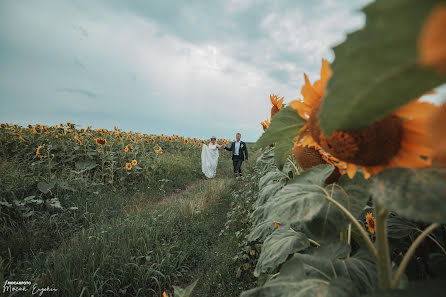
<box><xmin>241</xmin><ymin>257</ymin><xmax>359</xmax><ymax>297</ymax></box>
<box><xmin>247</xmin><ymin>220</ymin><xmax>276</xmax><ymax>242</ymax></box>
<box><xmin>370</xmin><ymin>167</ymin><xmax>446</xmax><ymax>224</ymax></box>
<box><xmin>386</xmin><ymin>214</ymin><xmax>417</xmax><ymax>239</ymax></box>
<box><xmin>257</xmin><ymin>165</ymin><xmax>353</xmax><ymax>241</ymax></box>
<box><xmin>255</xmin><ymin>106</ymin><xmax>305</xmax><ymax>149</ymax></box>
<box><xmin>332</xmin><ymin>173</ymin><xmax>371</xmax><ymax>218</ymax></box>
<box><xmin>254</xmin><ymin>227</ymin><xmax>309</xmax><ymax>276</ymax></box>
<box><xmin>318</xmin><ymin>0</ymin><xmax>444</xmax><ymax>135</ymax></box>
<box><xmin>256</xmin><ymin>170</ymin><xmax>287</xmax><ymax>208</ymax></box>
<box><xmin>256</xmin><ymin>147</ymin><xmax>276</xmax><ymax>172</ymax></box>
<box><xmin>294</xmin><ymin>241</ymin><xmax>377</xmax><ymax>294</ymax></box>
<box><xmin>274</xmin><ymin>138</ymin><xmax>295</xmax><ymax>170</ymax></box>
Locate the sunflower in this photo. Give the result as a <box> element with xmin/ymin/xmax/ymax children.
<box><xmin>32</xmin><ymin>125</ymin><xmax>41</xmax><ymax>135</ymax></box>
<box><xmin>418</xmin><ymin>3</ymin><xmax>446</xmax><ymax>75</ymax></box>
<box><xmin>132</xmin><ymin>159</ymin><xmax>137</xmax><ymax>166</ymax></box>
<box><xmin>260</xmin><ymin>118</ymin><xmax>270</xmax><ymax>131</ymax></box>
<box><xmin>124</xmin><ymin>144</ymin><xmax>133</xmax><ymax>152</ymax></box>
<box><xmin>273</xmin><ymin>221</ymin><xmax>281</xmax><ymax>228</ymax></box>
<box><xmin>125</xmin><ymin>163</ymin><xmax>132</xmax><ymax>170</ymax></box>
<box><xmin>35</xmin><ymin>144</ymin><xmax>47</xmax><ymax>158</ymax></box>
<box><xmin>95</xmin><ymin>138</ymin><xmax>107</xmax><ymax>146</ymax></box>
<box><xmin>365</xmin><ymin>213</ymin><xmax>376</xmax><ymax>235</ymax></box>
<box><xmin>74</xmin><ymin>134</ymin><xmax>83</xmax><ymax>146</ymax></box>
<box><xmin>154</xmin><ymin>145</ymin><xmax>163</xmax><ymax>154</ymax></box>
<box><xmin>270</xmin><ymin>94</ymin><xmax>284</xmax><ymax>118</ymax></box>
<box><xmin>290</xmin><ymin>59</ymin><xmax>436</xmax><ymax>179</ymax></box>
<box><xmin>163</xmin><ymin>291</ymin><xmax>169</xmax><ymax>297</ymax></box>
<box><xmin>184</xmin><ymin>139</ymin><xmax>189</xmax><ymax>144</ymax></box>
<box><xmin>36</xmin><ymin>144</ymin><xmax>44</xmax><ymax>156</ymax></box>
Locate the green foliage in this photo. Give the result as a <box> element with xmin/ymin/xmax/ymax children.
<box><xmin>254</xmin><ymin>227</ymin><xmax>309</xmax><ymax>276</ymax></box>
<box><xmin>318</xmin><ymin>0</ymin><xmax>444</xmax><ymax>135</ymax></box>
<box><xmin>274</xmin><ymin>138</ymin><xmax>295</xmax><ymax>170</ymax></box>
<box><xmin>241</xmin><ymin>257</ymin><xmax>360</xmax><ymax>297</ymax></box>
<box><xmin>293</xmin><ymin>241</ymin><xmax>377</xmax><ymax>294</ymax></box>
<box><xmin>255</xmin><ymin>106</ymin><xmax>305</xmax><ymax>149</ymax></box>
<box><xmin>371</xmin><ymin>167</ymin><xmax>446</xmax><ymax>224</ymax></box>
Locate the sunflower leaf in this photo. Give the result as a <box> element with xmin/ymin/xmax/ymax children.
<box><xmin>318</xmin><ymin>0</ymin><xmax>444</xmax><ymax>135</ymax></box>
<box><xmin>255</xmin><ymin>106</ymin><xmax>305</xmax><ymax>149</ymax></box>
<box><xmin>254</xmin><ymin>227</ymin><xmax>309</xmax><ymax>276</ymax></box>
<box><xmin>370</xmin><ymin>167</ymin><xmax>446</xmax><ymax>224</ymax></box>
<box><xmin>242</xmin><ymin>257</ymin><xmax>359</xmax><ymax>297</ymax></box>
<box><xmin>258</xmin><ymin>165</ymin><xmax>352</xmax><ymax>242</ymax></box>
<box><xmin>274</xmin><ymin>138</ymin><xmax>295</xmax><ymax>170</ymax></box>
<box><xmin>294</xmin><ymin>241</ymin><xmax>377</xmax><ymax>294</ymax></box>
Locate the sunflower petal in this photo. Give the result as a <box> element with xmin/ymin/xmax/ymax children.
<box><xmin>346</xmin><ymin>163</ymin><xmax>358</xmax><ymax>179</ymax></box>
<box><xmin>395</xmin><ymin>100</ymin><xmax>438</xmax><ymax>120</ymax></box>
<box><xmin>301</xmin><ymin>73</ymin><xmax>321</xmax><ymax>107</ymax></box>
<box><xmin>289</xmin><ymin>100</ymin><xmax>312</xmax><ymax>120</ymax></box>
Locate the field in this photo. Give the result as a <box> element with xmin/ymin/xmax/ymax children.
<box><xmin>0</xmin><ymin>123</ymin><xmax>260</xmax><ymax>296</ymax></box>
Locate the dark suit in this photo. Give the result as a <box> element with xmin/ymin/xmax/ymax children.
<box><xmin>224</xmin><ymin>141</ymin><xmax>248</xmax><ymax>176</ymax></box>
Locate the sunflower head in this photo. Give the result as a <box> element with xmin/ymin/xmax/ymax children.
<box><xmin>365</xmin><ymin>213</ymin><xmax>375</xmax><ymax>235</ymax></box>
<box><xmin>154</xmin><ymin>145</ymin><xmax>163</xmax><ymax>154</ymax></box>
<box><xmin>290</xmin><ymin>58</ymin><xmax>436</xmax><ymax>179</ymax></box>
<box><xmin>132</xmin><ymin>159</ymin><xmax>137</xmax><ymax>166</ymax></box>
<box><xmin>270</xmin><ymin>94</ymin><xmax>284</xmax><ymax>118</ymax></box>
<box><xmin>125</xmin><ymin>163</ymin><xmax>132</xmax><ymax>170</ymax></box>
<box><xmin>95</xmin><ymin>138</ymin><xmax>107</xmax><ymax>146</ymax></box>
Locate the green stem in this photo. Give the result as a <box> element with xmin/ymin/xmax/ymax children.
<box><xmin>374</xmin><ymin>202</ymin><xmax>392</xmax><ymax>290</ymax></box>
<box><xmin>392</xmin><ymin>223</ymin><xmax>440</xmax><ymax>288</ymax></box>
<box><xmin>318</xmin><ymin>186</ymin><xmax>378</xmax><ymax>261</ymax></box>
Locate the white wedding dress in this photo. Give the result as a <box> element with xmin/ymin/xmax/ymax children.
<box><xmin>201</xmin><ymin>143</ymin><xmax>219</xmax><ymax>178</ymax></box>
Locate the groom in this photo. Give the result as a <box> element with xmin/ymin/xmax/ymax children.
<box><xmin>224</xmin><ymin>132</ymin><xmax>248</xmax><ymax>177</ymax></box>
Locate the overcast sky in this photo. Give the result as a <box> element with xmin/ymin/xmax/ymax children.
<box><xmin>1</xmin><ymin>0</ymin><xmax>445</xmax><ymax>142</ymax></box>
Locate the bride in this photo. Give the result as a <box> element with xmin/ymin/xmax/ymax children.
<box><xmin>201</xmin><ymin>136</ymin><xmax>224</xmax><ymax>179</ymax></box>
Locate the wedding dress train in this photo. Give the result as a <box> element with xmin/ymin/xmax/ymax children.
<box><xmin>201</xmin><ymin>143</ymin><xmax>219</xmax><ymax>178</ymax></box>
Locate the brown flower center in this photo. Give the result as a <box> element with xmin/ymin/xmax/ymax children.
<box><xmin>308</xmin><ymin>104</ymin><xmax>403</xmax><ymax>166</ymax></box>
<box><xmin>292</xmin><ymin>145</ymin><xmax>340</xmax><ymax>184</ymax></box>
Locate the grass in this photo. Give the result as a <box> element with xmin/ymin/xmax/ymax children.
<box><xmin>1</xmin><ymin>141</ymin><xmax>259</xmax><ymax>296</ymax></box>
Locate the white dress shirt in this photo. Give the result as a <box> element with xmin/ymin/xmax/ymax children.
<box><xmin>234</xmin><ymin>141</ymin><xmax>241</xmax><ymax>155</ymax></box>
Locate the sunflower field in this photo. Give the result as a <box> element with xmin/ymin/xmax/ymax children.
<box><xmin>0</xmin><ymin>120</ymin><xmax>229</xmax><ymax>221</ymax></box>
<box><xmin>239</xmin><ymin>0</ymin><xmax>446</xmax><ymax>296</ymax></box>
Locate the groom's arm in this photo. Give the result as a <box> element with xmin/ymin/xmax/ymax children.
<box><xmin>244</xmin><ymin>143</ymin><xmax>248</xmax><ymax>160</ymax></box>
<box><xmin>224</xmin><ymin>143</ymin><xmax>232</xmax><ymax>151</ymax></box>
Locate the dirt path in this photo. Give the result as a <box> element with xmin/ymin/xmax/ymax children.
<box><xmin>124</xmin><ymin>178</ymin><xmax>207</xmax><ymax>213</ymax></box>
<box><xmin>154</xmin><ymin>179</ymin><xmax>205</xmax><ymax>207</ymax></box>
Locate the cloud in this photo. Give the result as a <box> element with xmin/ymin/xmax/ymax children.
<box><xmin>0</xmin><ymin>0</ymin><xmax>376</xmax><ymax>141</ymax></box>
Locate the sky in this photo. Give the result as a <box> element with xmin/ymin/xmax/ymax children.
<box><xmin>1</xmin><ymin>0</ymin><xmax>445</xmax><ymax>142</ymax></box>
